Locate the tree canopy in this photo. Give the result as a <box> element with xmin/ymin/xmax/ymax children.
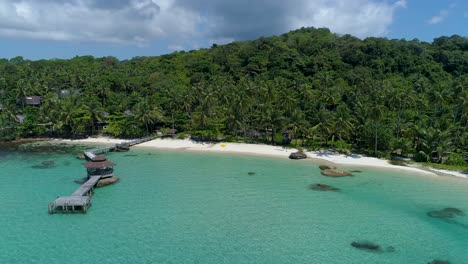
<box><xmin>0</xmin><ymin>27</ymin><xmax>467</xmax><ymax>164</ymax></box>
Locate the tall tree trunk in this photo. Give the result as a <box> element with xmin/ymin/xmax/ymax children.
<box><xmin>396</xmin><ymin>110</ymin><xmax>402</xmax><ymax>139</ymax></box>
<box><xmin>374</xmin><ymin>123</ymin><xmax>378</xmax><ymax>156</ymax></box>
<box><xmin>339</xmin><ymin>128</ymin><xmax>343</xmax><ymax>152</ymax></box>
<box><xmin>172</xmin><ymin>113</ymin><xmax>175</xmax><ymax>130</ymax></box>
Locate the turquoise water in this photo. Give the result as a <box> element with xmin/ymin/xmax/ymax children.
<box><xmin>1</xmin><ymin>144</ymin><xmax>467</xmax><ymax>263</ymax></box>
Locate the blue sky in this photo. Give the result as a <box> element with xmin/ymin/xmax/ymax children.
<box><xmin>0</xmin><ymin>0</ymin><xmax>466</xmax><ymax>60</ymax></box>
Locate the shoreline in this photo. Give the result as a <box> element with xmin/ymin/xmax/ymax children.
<box><xmin>54</xmin><ymin>137</ymin><xmax>468</xmax><ymax>179</ymax></box>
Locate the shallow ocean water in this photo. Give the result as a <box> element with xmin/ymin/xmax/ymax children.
<box><xmin>0</xmin><ymin>145</ymin><xmax>467</xmax><ymax>263</ymax></box>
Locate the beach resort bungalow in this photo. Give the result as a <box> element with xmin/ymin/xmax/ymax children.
<box><xmin>93</xmin><ymin>111</ymin><xmax>110</xmax><ymax>131</ymax></box>
<box><xmin>83</xmin><ymin>155</ymin><xmax>115</xmax><ymax>178</ymax></box>
<box><xmin>246</xmin><ymin>129</ymin><xmax>261</xmax><ymax>139</ymax></box>
<box><xmin>17</xmin><ymin>96</ymin><xmax>42</xmax><ymax>106</ymax></box>
<box><xmin>167</xmin><ymin>128</ymin><xmax>178</xmax><ymax>137</ymax></box>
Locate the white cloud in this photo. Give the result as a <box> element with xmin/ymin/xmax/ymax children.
<box><xmin>288</xmin><ymin>0</ymin><xmax>406</xmax><ymax>37</ymax></box>
<box><xmin>428</xmin><ymin>10</ymin><xmax>449</xmax><ymax>25</ymax></box>
<box><xmin>0</xmin><ymin>0</ymin><xmax>407</xmax><ymax>47</ymax></box>
<box><xmin>0</xmin><ymin>0</ymin><xmax>201</xmax><ymax>45</ymax></box>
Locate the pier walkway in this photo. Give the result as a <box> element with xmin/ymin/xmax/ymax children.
<box><xmin>48</xmin><ymin>176</ymin><xmax>100</xmax><ymax>214</ymax></box>
<box><xmin>71</xmin><ymin>176</ymin><xmax>101</xmax><ymax>196</ymax></box>
<box><xmin>84</xmin><ymin>136</ymin><xmax>153</xmax><ymax>160</ymax></box>
<box><xmin>49</xmin><ymin>136</ymin><xmax>154</xmax><ymax>214</ymax></box>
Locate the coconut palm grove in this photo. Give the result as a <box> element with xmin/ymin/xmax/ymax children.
<box><xmin>0</xmin><ymin>28</ymin><xmax>467</xmax><ymax>166</ymax></box>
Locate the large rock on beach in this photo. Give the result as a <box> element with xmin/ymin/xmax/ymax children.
<box><xmin>321</xmin><ymin>169</ymin><xmax>352</xmax><ymax>177</ymax></box>
<box><xmin>96</xmin><ymin>176</ymin><xmax>120</xmax><ymax>187</ymax></box>
<box><xmin>309</xmin><ymin>183</ymin><xmax>339</xmax><ymax>191</ymax></box>
<box><xmin>289</xmin><ymin>151</ymin><xmax>307</xmax><ymax>160</ymax></box>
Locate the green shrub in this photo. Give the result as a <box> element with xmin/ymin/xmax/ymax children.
<box><xmin>445</xmin><ymin>153</ymin><xmax>466</xmax><ymax>166</ymax></box>
<box><xmin>176</xmin><ymin>132</ymin><xmax>188</xmax><ymax>139</ymax></box>
<box><xmin>414</xmin><ymin>151</ymin><xmax>429</xmax><ymax>162</ymax></box>
<box><xmin>328</xmin><ymin>140</ymin><xmax>351</xmax><ymax>152</ymax></box>
<box><xmin>303</xmin><ymin>138</ymin><xmax>323</xmax><ymax>151</ymax></box>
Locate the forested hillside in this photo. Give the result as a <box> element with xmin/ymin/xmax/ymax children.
<box><xmin>0</xmin><ymin>27</ymin><xmax>467</xmax><ymax>163</ymax></box>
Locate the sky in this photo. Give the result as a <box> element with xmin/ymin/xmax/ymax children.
<box><xmin>0</xmin><ymin>0</ymin><xmax>466</xmax><ymax>60</ymax></box>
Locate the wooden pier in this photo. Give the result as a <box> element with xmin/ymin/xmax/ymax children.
<box><xmin>83</xmin><ymin>137</ymin><xmax>153</xmax><ymax>160</ymax></box>
<box><xmin>49</xmin><ymin>137</ymin><xmax>154</xmax><ymax>214</ymax></box>
<box><xmin>48</xmin><ymin>176</ymin><xmax>100</xmax><ymax>214</ymax></box>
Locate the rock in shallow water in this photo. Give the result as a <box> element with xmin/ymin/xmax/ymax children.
<box><xmin>42</xmin><ymin>160</ymin><xmax>55</xmax><ymax>166</ymax></box>
<box><xmin>321</xmin><ymin>169</ymin><xmax>352</xmax><ymax>177</ymax></box>
<box><xmin>289</xmin><ymin>152</ymin><xmax>307</xmax><ymax>160</ymax></box>
<box><xmin>248</xmin><ymin>172</ymin><xmax>256</xmax><ymax>176</ymax></box>
<box><xmin>442</xmin><ymin>207</ymin><xmax>465</xmax><ymax>216</ymax></box>
<box><xmin>319</xmin><ymin>165</ymin><xmax>336</xmax><ymax>170</ymax></box>
<box><xmin>350</xmin><ymin>241</ymin><xmax>381</xmax><ymax>251</ymax></box>
<box><xmin>32</xmin><ymin>160</ymin><xmax>56</xmax><ymax>169</ymax></box>
<box><xmin>309</xmin><ymin>183</ymin><xmax>339</xmax><ymax>191</ymax></box>
<box><xmin>427</xmin><ymin>260</ymin><xmax>450</xmax><ymax>264</ymax></box>
<box><xmin>74</xmin><ymin>178</ymin><xmax>88</xmax><ymax>184</ymax></box>
<box><xmin>96</xmin><ymin>177</ymin><xmax>120</xmax><ymax>187</ymax></box>
<box><xmin>427</xmin><ymin>207</ymin><xmax>465</xmax><ymax>219</ymax></box>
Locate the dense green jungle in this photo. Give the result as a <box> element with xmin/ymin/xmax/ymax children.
<box><xmin>0</xmin><ymin>27</ymin><xmax>466</xmax><ymax>165</ymax></box>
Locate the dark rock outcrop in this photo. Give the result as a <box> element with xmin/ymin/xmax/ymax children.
<box><xmin>442</xmin><ymin>207</ymin><xmax>465</xmax><ymax>216</ymax></box>
<box><xmin>42</xmin><ymin>160</ymin><xmax>54</xmax><ymax>166</ymax></box>
<box><xmin>350</xmin><ymin>241</ymin><xmax>381</xmax><ymax>252</ymax></box>
<box><xmin>96</xmin><ymin>177</ymin><xmax>120</xmax><ymax>187</ymax></box>
<box><xmin>32</xmin><ymin>160</ymin><xmax>56</xmax><ymax>169</ymax></box>
<box><xmin>319</xmin><ymin>165</ymin><xmax>336</xmax><ymax>170</ymax></box>
<box><xmin>289</xmin><ymin>151</ymin><xmax>307</xmax><ymax>160</ymax></box>
<box><xmin>321</xmin><ymin>169</ymin><xmax>352</xmax><ymax>177</ymax></box>
<box><xmin>74</xmin><ymin>178</ymin><xmax>88</xmax><ymax>184</ymax></box>
<box><xmin>427</xmin><ymin>260</ymin><xmax>450</xmax><ymax>264</ymax></box>
<box><xmin>309</xmin><ymin>183</ymin><xmax>339</xmax><ymax>191</ymax></box>
<box><xmin>76</xmin><ymin>154</ymin><xmax>86</xmax><ymax>160</ymax></box>
<box><xmin>428</xmin><ymin>208</ymin><xmax>465</xmax><ymax>219</ymax></box>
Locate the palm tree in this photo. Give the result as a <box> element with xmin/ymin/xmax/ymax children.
<box><xmin>285</xmin><ymin>109</ymin><xmax>308</xmax><ymax>146</ymax></box>
<box><xmin>134</xmin><ymin>100</ymin><xmax>165</xmax><ymax>135</ymax></box>
<box><xmin>58</xmin><ymin>99</ymin><xmax>79</xmax><ymax>136</ymax></box>
<box><xmin>311</xmin><ymin>109</ymin><xmax>334</xmax><ymax>146</ymax></box>
<box><xmin>369</xmin><ymin>103</ymin><xmax>387</xmax><ymax>156</ymax></box>
<box><xmin>83</xmin><ymin>99</ymin><xmax>104</xmax><ymax>135</ymax></box>
<box><xmin>333</xmin><ymin>104</ymin><xmax>353</xmax><ymax>151</ymax></box>
<box><xmin>15</xmin><ymin>79</ymin><xmax>32</xmax><ymax>109</ymax></box>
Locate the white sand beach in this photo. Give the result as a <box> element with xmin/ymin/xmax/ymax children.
<box><xmin>61</xmin><ymin>137</ymin><xmax>468</xmax><ymax>179</ymax></box>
